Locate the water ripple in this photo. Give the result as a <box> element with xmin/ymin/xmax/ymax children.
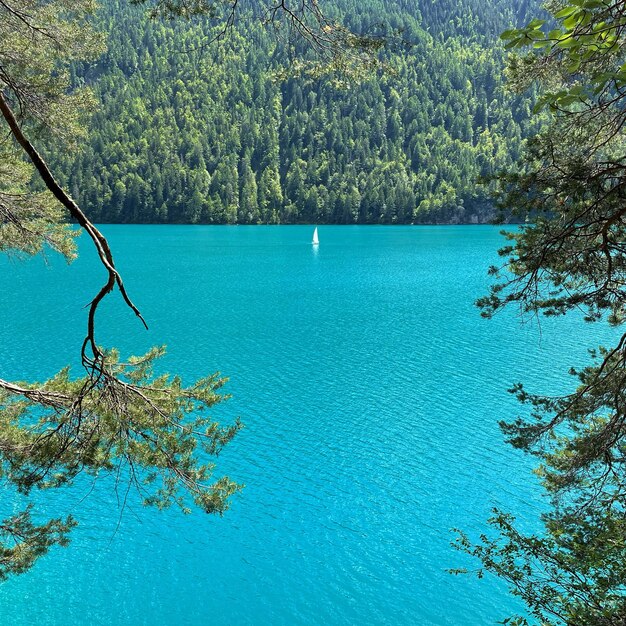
<box><xmin>0</xmin><ymin>226</ymin><xmax>617</xmax><ymax>625</ymax></box>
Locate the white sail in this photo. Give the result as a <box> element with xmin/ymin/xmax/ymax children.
<box><xmin>312</xmin><ymin>227</ymin><xmax>319</xmax><ymax>245</ymax></box>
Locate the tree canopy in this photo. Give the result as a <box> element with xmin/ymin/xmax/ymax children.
<box><xmin>49</xmin><ymin>0</ymin><xmax>538</xmax><ymax>225</ymax></box>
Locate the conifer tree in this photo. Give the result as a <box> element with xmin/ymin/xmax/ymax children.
<box><xmin>455</xmin><ymin>2</ymin><xmax>626</xmax><ymax>623</ymax></box>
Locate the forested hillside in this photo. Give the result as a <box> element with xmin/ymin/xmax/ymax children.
<box><xmin>55</xmin><ymin>0</ymin><xmax>540</xmax><ymax>224</ymax></box>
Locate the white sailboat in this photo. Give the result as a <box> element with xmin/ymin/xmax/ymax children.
<box><xmin>312</xmin><ymin>227</ymin><xmax>319</xmax><ymax>246</ymax></box>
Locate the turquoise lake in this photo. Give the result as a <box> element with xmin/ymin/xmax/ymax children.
<box><xmin>0</xmin><ymin>225</ymin><xmax>614</xmax><ymax>625</ymax></box>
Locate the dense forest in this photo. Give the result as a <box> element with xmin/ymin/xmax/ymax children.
<box><xmin>54</xmin><ymin>0</ymin><xmax>541</xmax><ymax>224</ymax></box>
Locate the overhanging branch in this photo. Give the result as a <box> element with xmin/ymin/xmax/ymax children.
<box><xmin>0</xmin><ymin>90</ymin><xmax>148</xmax><ymax>365</ymax></box>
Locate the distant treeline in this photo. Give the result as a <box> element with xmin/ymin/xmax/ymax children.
<box><xmin>54</xmin><ymin>0</ymin><xmax>540</xmax><ymax>224</ymax></box>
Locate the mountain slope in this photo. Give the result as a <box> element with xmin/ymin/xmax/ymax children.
<box><xmin>55</xmin><ymin>0</ymin><xmax>540</xmax><ymax>224</ymax></box>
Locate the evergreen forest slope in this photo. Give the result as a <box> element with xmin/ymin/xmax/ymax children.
<box><xmin>57</xmin><ymin>0</ymin><xmax>540</xmax><ymax>224</ymax></box>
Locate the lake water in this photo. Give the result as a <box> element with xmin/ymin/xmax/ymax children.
<box><xmin>0</xmin><ymin>226</ymin><xmax>614</xmax><ymax>625</ymax></box>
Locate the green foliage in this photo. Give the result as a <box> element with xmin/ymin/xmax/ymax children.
<box><xmin>52</xmin><ymin>0</ymin><xmax>539</xmax><ymax>224</ymax></box>
<box><xmin>0</xmin><ymin>348</ymin><xmax>242</xmax><ymax>513</ymax></box>
<box><xmin>456</xmin><ymin>1</ymin><xmax>626</xmax><ymax>624</ymax></box>
<box><xmin>454</xmin><ymin>508</ymin><xmax>626</xmax><ymax>625</ymax></box>
<box><xmin>0</xmin><ymin>152</ymin><xmax>78</xmax><ymax>259</ymax></box>
<box><xmin>0</xmin><ymin>506</ymin><xmax>76</xmax><ymax>581</ymax></box>
<box><xmin>0</xmin><ymin>0</ymin><xmax>104</xmax><ymax>259</ymax></box>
